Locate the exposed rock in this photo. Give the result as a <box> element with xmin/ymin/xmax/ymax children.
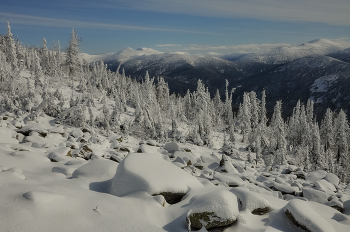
<box><xmin>152</xmin><ymin>192</ymin><xmax>186</xmax><ymax>205</ymax></box>
<box><xmin>82</xmin><ymin>128</ymin><xmax>90</xmax><ymax>133</ymax></box>
<box><xmin>119</xmin><ymin>146</ymin><xmax>131</xmax><ymax>153</ymax></box>
<box><xmin>187</xmin><ymin>190</ymin><xmax>239</xmax><ymax>230</ymax></box>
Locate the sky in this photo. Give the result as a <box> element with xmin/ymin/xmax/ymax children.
<box><xmin>1</xmin><ymin>0</ymin><xmax>350</xmax><ymax>55</ymax></box>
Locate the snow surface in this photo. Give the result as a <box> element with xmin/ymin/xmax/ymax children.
<box><xmin>1</xmin><ymin>71</ymin><xmax>350</xmax><ymax>231</ymax></box>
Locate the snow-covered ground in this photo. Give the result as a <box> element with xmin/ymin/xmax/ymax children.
<box><xmin>1</xmin><ymin>110</ymin><xmax>350</xmax><ymax>231</ymax></box>
<box><xmin>1</xmin><ymin>65</ymin><xmax>350</xmax><ymax>232</ymax></box>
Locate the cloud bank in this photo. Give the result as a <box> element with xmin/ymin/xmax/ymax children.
<box><xmin>156</xmin><ymin>43</ymin><xmax>292</xmax><ymax>54</ymax></box>
<box><xmin>0</xmin><ymin>12</ymin><xmax>206</xmax><ymax>34</ymax></box>
<box><xmin>109</xmin><ymin>0</ymin><xmax>350</xmax><ymax>26</ymax></box>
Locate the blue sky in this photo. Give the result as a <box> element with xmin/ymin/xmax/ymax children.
<box><xmin>1</xmin><ymin>0</ymin><xmax>350</xmax><ymax>55</ymax></box>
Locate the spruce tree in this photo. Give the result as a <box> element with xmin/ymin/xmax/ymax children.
<box><xmin>66</xmin><ymin>28</ymin><xmax>80</xmax><ymax>97</ymax></box>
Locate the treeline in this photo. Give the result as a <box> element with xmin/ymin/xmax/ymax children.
<box><xmin>0</xmin><ymin>22</ymin><xmax>349</xmax><ymax>183</ymax></box>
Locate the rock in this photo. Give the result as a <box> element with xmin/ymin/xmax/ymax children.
<box><xmin>265</xmin><ymin>181</ymin><xmax>296</xmax><ymax>195</ymax></box>
<box><xmin>108</xmin><ymin>153</ymin><xmax>202</xmax><ymax>199</ymax></box>
<box><xmin>152</xmin><ymin>192</ymin><xmax>186</xmax><ymax>205</ymax></box>
<box><xmin>163</xmin><ymin>142</ymin><xmax>180</xmax><ymax>152</ymax></box>
<box><xmin>82</xmin><ymin>128</ymin><xmax>90</xmax><ymax>133</ymax></box>
<box><xmin>119</xmin><ymin>146</ymin><xmax>131</xmax><ymax>153</ymax></box>
<box><xmin>306</xmin><ymin>170</ymin><xmax>327</xmax><ymax>183</ymax></box>
<box><xmin>284</xmin><ymin>199</ymin><xmax>335</xmax><ymax>232</ymax></box>
<box><xmin>173</xmin><ymin>151</ymin><xmax>197</xmax><ymax>166</ymax></box>
<box><xmin>213</xmin><ymin>172</ymin><xmax>244</xmax><ymax>187</ymax></box>
<box><xmin>193</xmin><ymin>162</ymin><xmax>204</xmax><ymax>170</ymax></box>
<box><xmin>302</xmin><ymin>188</ymin><xmax>329</xmax><ymax>204</ymax></box>
<box><xmin>230</xmin><ymin>187</ymin><xmax>270</xmax><ymax>215</ymax></box>
<box><xmin>110</xmin><ymin>154</ymin><xmax>123</xmax><ymax>163</ymax></box>
<box><xmin>325</xmin><ymin>173</ymin><xmax>339</xmax><ymax>187</ymax></box>
<box><xmin>70</xmin><ymin>128</ymin><xmax>83</xmax><ymax>138</ymax></box>
<box><xmin>295</xmin><ymin>170</ymin><xmax>306</xmax><ymax>180</ymax></box>
<box><xmin>314</xmin><ymin>179</ymin><xmax>336</xmax><ymax>193</ymax></box>
<box><xmin>327</xmin><ymin>198</ymin><xmax>343</xmax><ymax>212</ymax></box>
<box><xmin>288</xmin><ymin>165</ymin><xmax>298</xmax><ymax>172</ymax></box>
<box><xmin>77</xmin><ymin>145</ymin><xmax>93</xmax><ymax>159</ymax></box>
<box><xmin>187</xmin><ymin>190</ymin><xmax>239</xmax><ymax>230</ymax></box>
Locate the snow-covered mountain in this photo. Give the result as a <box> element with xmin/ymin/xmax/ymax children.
<box><xmin>78</xmin><ymin>52</ymin><xmax>115</xmax><ymax>63</ymax></box>
<box><xmin>105</xmin><ymin>47</ymin><xmax>164</xmax><ymax>63</ymax></box>
<box><xmin>82</xmin><ymin>39</ymin><xmax>350</xmax><ymax>116</ymax></box>
<box><xmin>231</xmin><ymin>55</ymin><xmax>350</xmax><ymax>116</ymax></box>
<box><xmin>103</xmin><ymin>49</ymin><xmax>244</xmax><ymax>95</ymax></box>
<box><xmin>236</xmin><ymin>39</ymin><xmax>350</xmax><ymax>65</ymax></box>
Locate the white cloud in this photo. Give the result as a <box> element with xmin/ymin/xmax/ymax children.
<box><xmin>0</xmin><ymin>12</ymin><xmax>206</xmax><ymax>34</ymax></box>
<box><xmin>180</xmin><ymin>43</ymin><xmax>291</xmax><ymax>54</ymax></box>
<box><xmin>107</xmin><ymin>0</ymin><xmax>350</xmax><ymax>26</ymax></box>
<box><xmin>156</xmin><ymin>44</ymin><xmax>182</xmax><ymax>47</ymax></box>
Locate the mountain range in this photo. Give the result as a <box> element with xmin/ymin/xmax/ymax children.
<box><xmin>79</xmin><ymin>39</ymin><xmax>350</xmax><ymax>118</ymax></box>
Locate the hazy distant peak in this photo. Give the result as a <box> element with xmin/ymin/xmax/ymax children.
<box><xmin>237</xmin><ymin>38</ymin><xmax>350</xmax><ymax>64</ymax></box>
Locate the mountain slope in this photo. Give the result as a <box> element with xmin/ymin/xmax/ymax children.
<box><xmin>232</xmin><ymin>56</ymin><xmax>350</xmax><ymax>116</ymax></box>
<box><xmin>105</xmin><ymin>50</ymin><xmax>245</xmax><ymax>95</ymax></box>
<box><xmin>236</xmin><ymin>39</ymin><xmax>350</xmax><ymax>65</ymax></box>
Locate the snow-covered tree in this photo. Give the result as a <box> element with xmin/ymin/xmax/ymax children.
<box><xmin>65</xmin><ymin>28</ymin><xmax>80</xmax><ymax>96</ymax></box>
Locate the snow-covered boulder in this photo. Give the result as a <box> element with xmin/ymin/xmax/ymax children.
<box><xmin>46</xmin><ymin>147</ymin><xmax>71</xmax><ymax>162</ymax></box>
<box><xmin>327</xmin><ymin>198</ymin><xmax>344</xmax><ymax>212</ymax></box>
<box><xmin>16</xmin><ymin>122</ymin><xmax>46</xmax><ymax>136</ymax></box>
<box><xmin>265</xmin><ymin>180</ymin><xmax>296</xmax><ymax>195</ymax></box>
<box><xmin>325</xmin><ymin>172</ymin><xmax>339</xmax><ymax>187</ymax></box>
<box><xmin>163</xmin><ymin>141</ymin><xmax>180</xmax><ymax>153</ymax></box>
<box><xmin>187</xmin><ymin>190</ymin><xmax>239</xmax><ymax>230</ymax></box>
<box><xmin>302</xmin><ymin>188</ymin><xmax>329</xmax><ymax>204</ymax></box>
<box><xmin>306</xmin><ymin>170</ymin><xmax>327</xmax><ymax>183</ymax></box>
<box><xmin>0</xmin><ymin>128</ymin><xmax>19</xmax><ymax>144</ymax></box>
<box><xmin>230</xmin><ymin>187</ymin><xmax>270</xmax><ymax>214</ymax></box>
<box><xmin>213</xmin><ymin>172</ymin><xmax>244</xmax><ymax>187</ymax></box>
<box><xmin>284</xmin><ymin>199</ymin><xmax>335</xmax><ymax>232</ymax></box>
<box><xmin>173</xmin><ymin>151</ymin><xmax>196</xmax><ymax>166</ymax></box>
<box><xmin>108</xmin><ymin>153</ymin><xmax>202</xmax><ymax>203</ymax></box>
<box><xmin>314</xmin><ymin>179</ymin><xmax>336</xmax><ymax>193</ymax></box>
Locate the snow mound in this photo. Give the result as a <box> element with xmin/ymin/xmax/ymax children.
<box><xmin>325</xmin><ymin>172</ymin><xmax>340</xmax><ymax>186</ymax></box>
<box><xmin>71</xmin><ymin>159</ymin><xmax>118</xmax><ymax>180</ymax></box>
<box><xmin>284</xmin><ymin>199</ymin><xmax>335</xmax><ymax>232</ymax></box>
<box><xmin>23</xmin><ymin>191</ymin><xmax>65</xmax><ymax>204</ymax></box>
<box><xmin>302</xmin><ymin>188</ymin><xmax>329</xmax><ymax>204</ymax></box>
<box><xmin>108</xmin><ymin>153</ymin><xmax>202</xmax><ymax>197</ymax></box>
<box><xmin>163</xmin><ymin>141</ymin><xmax>181</xmax><ymax>152</ymax></box>
<box><xmin>46</xmin><ymin>147</ymin><xmax>71</xmax><ymax>162</ymax></box>
<box><xmin>306</xmin><ymin>170</ymin><xmax>327</xmax><ymax>182</ymax></box>
<box><xmin>187</xmin><ymin>190</ymin><xmax>239</xmax><ymax>229</ymax></box>
<box><xmin>0</xmin><ymin>127</ymin><xmax>19</xmax><ymax>144</ymax></box>
<box><xmin>230</xmin><ymin>187</ymin><xmax>270</xmax><ymax>214</ymax></box>
<box><xmin>213</xmin><ymin>172</ymin><xmax>244</xmax><ymax>187</ymax></box>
